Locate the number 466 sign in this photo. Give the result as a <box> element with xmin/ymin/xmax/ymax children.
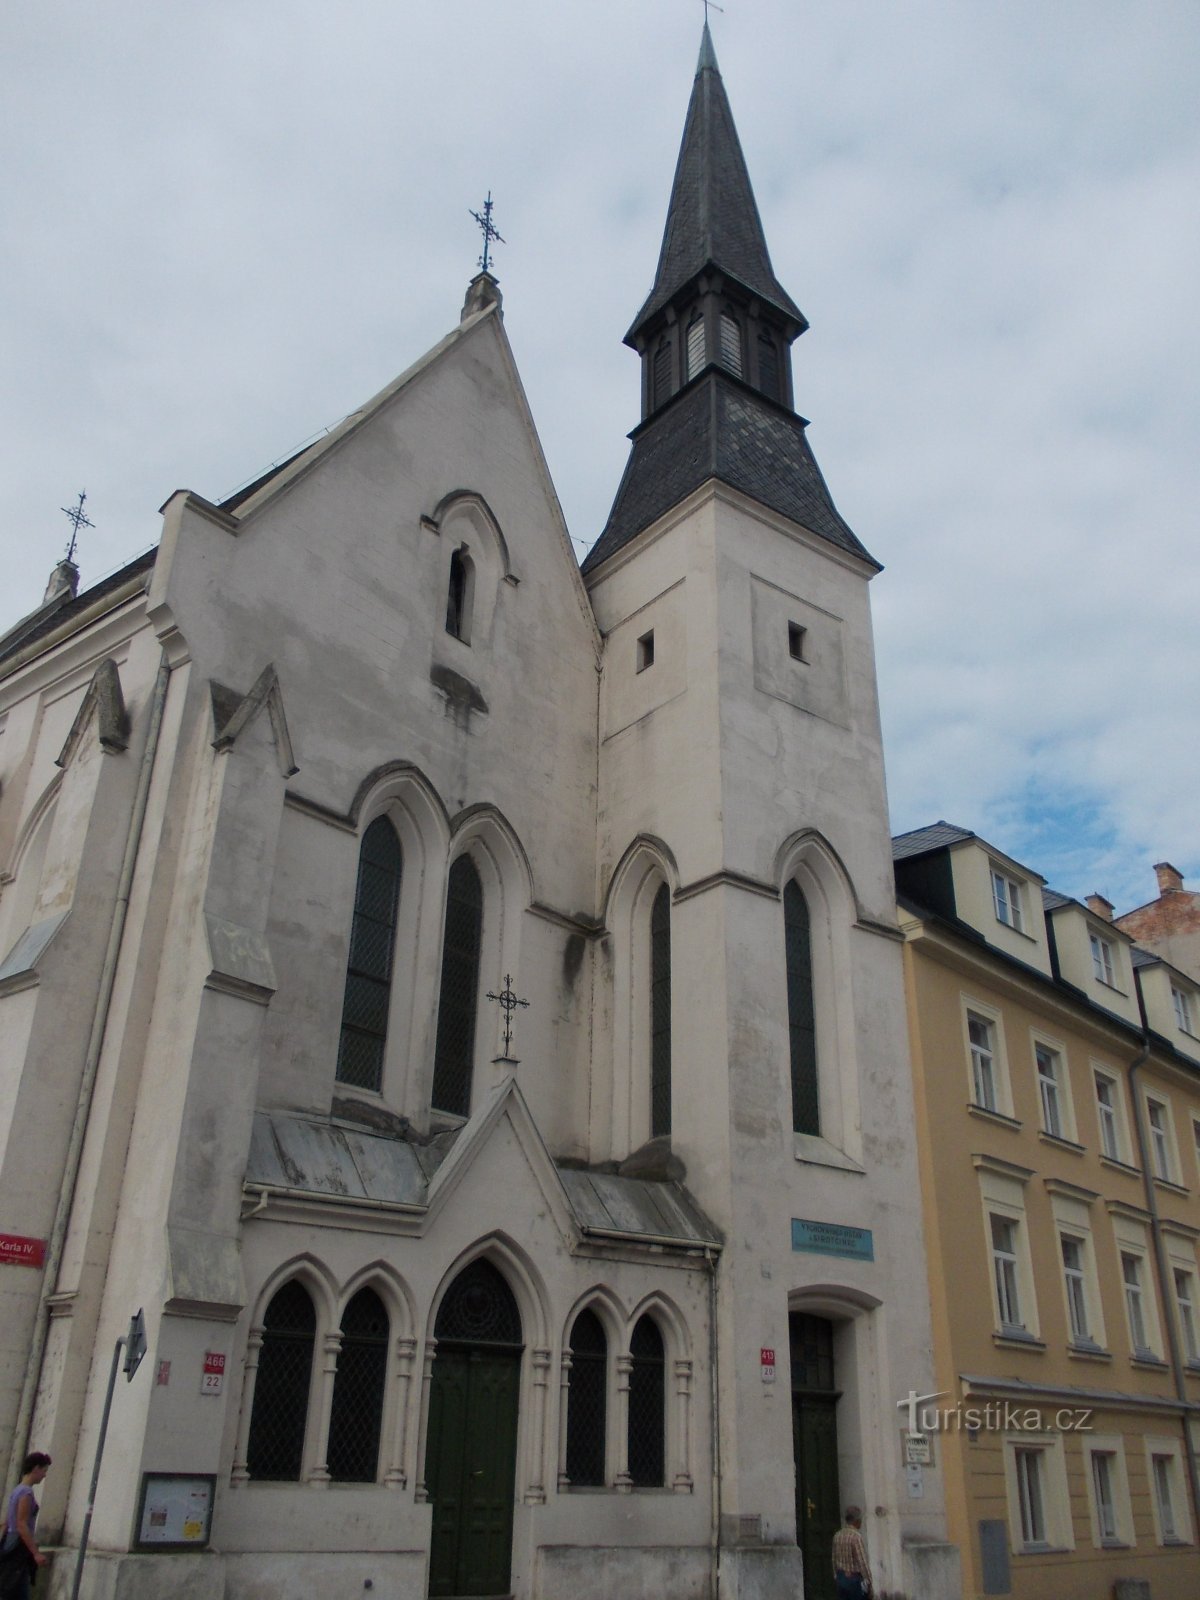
<box><xmin>200</xmin><ymin>1353</ymin><xmax>226</xmax><ymax>1395</ymax></box>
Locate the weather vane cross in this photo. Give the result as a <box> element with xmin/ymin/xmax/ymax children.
<box><xmin>486</xmin><ymin>973</ymin><xmax>529</xmax><ymax>1061</ymax></box>
<box><xmin>61</xmin><ymin>490</ymin><xmax>94</xmax><ymax>564</ymax></box>
<box><xmin>703</xmin><ymin>0</ymin><xmax>724</xmax><ymax>22</ymax></box>
<box><xmin>469</xmin><ymin>191</ymin><xmax>505</xmax><ymax>275</ymax></box>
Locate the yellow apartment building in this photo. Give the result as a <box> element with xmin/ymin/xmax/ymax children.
<box><xmin>894</xmin><ymin>823</ymin><xmax>1200</xmax><ymax>1600</ymax></box>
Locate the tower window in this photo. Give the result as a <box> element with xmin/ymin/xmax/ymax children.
<box><xmin>336</xmin><ymin>817</ymin><xmax>403</xmax><ymax>1093</ymax></box>
<box><xmin>788</xmin><ymin>622</ymin><xmax>806</xmax><ymax>661</ymax></box>
<box><xmin>652</xmin><ymin>340</ymin><xmax>673</xmax><ymax>409</ymax></box>
<box><xmin>445</xmin><ymin>545</ymin><xmax>474</xmax><ymax>642</ymax></box>
<box><xmin>650</xmin><ymin>883</ymin><xmax>672</xmax><ymax>1139</ymax></box>
<box><xmin>431</xmin><ymin>855</ymin><xmax>484</xmax><ymax>1117</ymax></box>
<box><xmin>758</xmin><ymin>331</ymin><xmax>780</xmax><ymax>400</ymax></box>
<box><xmin>784</xmin><ymin>880</ymin><xmax>819</xmax><ymax>1135</ymax></box>
<box><xmin>636</xmin><ymin>630</ymin><xmax>655</xmax><ymax>672</ymax></box>
<box><xmin>685</xmin><ymin>315</ymin><xmax>706</xmax><ymax>381</ymax></box>
<box><xmin>719</xmin><ymin>312</ymin><xmax>743</xmax><ymax>378</ymax></box>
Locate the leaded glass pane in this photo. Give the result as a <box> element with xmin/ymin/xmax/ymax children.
<box><xmin>566</xmin><ymin>1309</ymin><xmax>607</xmax><ymax>1486</ymax></box>
<box><xmin>435</xmin><ymin>1258</ymin><xmax>522</xmax><ymax>1347</ymax></box>
<box><xmin>328</xmin><ymin>1288</ymin><xmax>389</xmax><ymax>1483</ymax></box>
<box><xmin>431</xmin><ymin>857</ymin><xmax>483</xmax><ymax>1116</ymax></box>
<box><xmin>627</xmin><ymin>1315</ymin><xmax>665</xmax><ymax>1486</ymax></box>
<box><xmin>247</xmin><ymin>1281</ymin><xmax>316</xmax><ymax>1481</ymax></box>
<box><xmin>337</xmin><ymin>818</ymin><xmax>402</xmax><ymax>1092</ymax></box>
<box><xmin>784</xmin><ymin>881</ymin><xmax>819</xmax><ymax>1135</ymax></box>
<box><xmin>650</xmin><ymin>883</ymin><xmax>672</xmax><ymax>1139</ymax></box>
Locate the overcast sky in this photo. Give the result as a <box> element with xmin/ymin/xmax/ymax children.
<box><xmin>4</xmin><ymin>1</ymin><xmax>1197</xmax><ymax>914</ymax></box>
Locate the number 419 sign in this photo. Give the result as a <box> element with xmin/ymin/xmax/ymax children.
<box><xmin>200</xmin><ymin>1353</ymin><xmax>226</xmax><ymax>1396</ymax></box>
<box><xmin>760</xmin><ymin>1347</ymin><xmax>776</xmax><ymax>1383</ymax></box>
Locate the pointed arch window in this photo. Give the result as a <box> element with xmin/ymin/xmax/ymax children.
<box><xmin>719</xmin><ymin>312</ymin><xmax>743</xmax><ymax>377</ymax></box>
<box><xmin>757</xmin><ymin>331</ymin><xmax>780</xmax><ymax>401</ymax></box>
<box><xmin>685</xmin><ymin>315</ymin><xmax>706</xmax><ymax>381</ymax></box>
<box><xmin>445</xmin><ymin>545</ymin><xmax>474</xmax><ymax>642</ymax></box>
<box><xmin>652</xmin><ymin>340</ymin><xmax>673</xmax><ymax>409</ymax></box>
<box><xmin>431</xmin><ymin>855</ymin><xmax>484</xmax><ymax>1117</ymax></box>
<box><xmin>336</xmin><ymin>817</ymin><xmax>403</xmax><ymax>1093</ymax></box>
<box><xmin>627</xmin><ymin>1315</ymin><xmax>665</xmax><ymax>1486</ymax></box>
<box><xmin>784</xmin><ymin>880</ymin><xmax>820</xmax><ymax>1135</ymax></box>
<box><xmin>650</xmin><ymin>883</ymin><xmax>672</xmax><ymax>1139</ymax></box>
<box><xmin>246</xmin><ymin>1281</ymin><xmax>316</xmax><ymax>1481</ymax></box>
<box><xmin>327</xmin><ymin>1287</ymin><xmax>389</xmax><ymax>1483</ymax></box>
<box><xmin>435</xmin><ymin>1257</ymin><xmax>523</xmax><ymax>1347</ymax></box>
<box><xmin>566</xmin><ymin>1308</ymin><xmax>608</xmax><ymax>1487</ymax></box>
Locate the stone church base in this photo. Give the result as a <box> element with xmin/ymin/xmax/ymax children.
<box><xmin>537</xmin><ymin>1543</ymin><xmax>711</xmax><ymax>1600</ymax></box>
<box><xmin>45</xmin><ymin>1548</ymin><xmax>431</xmax><ymax>1600</ymax></box>
<box><xmin>717</xmin><ymin>1541</ymin><xmax>805</xmax><ymax>1600</ymax></box>
<box><xmin>900</xmin><ymin>1538</ymin><xmax>961</xmax><ymax>1600</ymax></box>
<box><xmin>45</xmin><ymin>1550</ymin><xmax>226</xmax><ymax>1600</ymax></box>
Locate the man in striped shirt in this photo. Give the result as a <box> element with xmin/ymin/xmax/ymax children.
<box><xmin>830</xmin><ymin>1505</ymin><xmax>872</xmax><ymax>1598</ymax></box>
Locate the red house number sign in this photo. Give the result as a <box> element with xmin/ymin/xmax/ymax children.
<box><xmin>760</xmin><ymin>1346</ymin><xmax>776</xmax><ymax>1383</ymax></box>
<box><xmin>201</xmin><ymin>1352</ymin><xmax>226</xmax><ymax>1395</ymax></box>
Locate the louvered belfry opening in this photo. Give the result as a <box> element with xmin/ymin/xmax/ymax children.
<box><xmin>784</xmin><ymin>880</ymin><xmax>820</xmax><ymax>1135</ymax></box>
<box><xmin>327</xmin><ymin>1287</ymin><xmax>390</xmax><ymax>1482</ymax></box>
<box><xmin>247</xmin><ymin>1281</ymin><xmax>317</xmax><ymax>1481</ymax></box>
<box><xmin>431</xmin><ymin>855</ymin><xmax>484</xmax><ymax>1116</ymax></box>
<box><xmin>337</xmin><ymin>817</ymin><xmax>403</xmax><ymax>1092</ymax></box>
<box><xmin>627</xmin><ymin>1314</ymin><xmax>666</xmax><ymax>1486</ymax></box>
<box><xmin>566</xmin><ymin>1308</ymin><xmax>608</xmax><ymax>1486</ymax></box>
<box><xmin>650</xmin><ymin>882</ymin><xmax>672</xmax><ymax>1139</ymax></box>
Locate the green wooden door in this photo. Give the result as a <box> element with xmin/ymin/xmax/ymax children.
<box><xmin>793</xmin><ymin>1393</ymin><xmax>841</xmax><ymax>1600</ymax></box>
<box><xmin>427</xmin><ymin>1346</ymin><xmax>521</xmax><ymax>1597</ymax></box>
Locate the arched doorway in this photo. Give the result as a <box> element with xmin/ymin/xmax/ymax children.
<box><xmin>425</xmin><ymin>1259</ymin><xmax>524</xmax><ymax>1597</ymax></box>
<box><xmin>790</xmin><ymin>1312</ymin><xmax>841</xmax><ymax>1600</ymax></box>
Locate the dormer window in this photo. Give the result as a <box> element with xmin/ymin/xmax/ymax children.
<box><xmin>991</xmin><ymin>867</ymin><xmax>1024</xmax><ymax>933</ymax></box>
<box><xmin>445</xmin><ymin>545</ymin><xmax>474</xmax><ymax>642</ymax></box>
<box><xmin>719</xmin><ymin>311</ymin><xmax>743</xmax><ymax>377</ymax></box>
<box><xmin>685</xmin><ymin>314</ymin><xmax>706</xmax><ymax>381</ymax></box>
<box><xmin>1172</xmin><ymin>984</ymin><xmax>1196</xmax><ymax>1037</ymax></box>
<box><xmin>1090</xmin><ymin>931</ymin><xmax>1116</xmax><ymax>987</ymax></box>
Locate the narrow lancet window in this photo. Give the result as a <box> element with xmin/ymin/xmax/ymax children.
<box><xmin>627</xmin><ymin>1316</ymin><xmax>665</xmax><ymax>1486</ymax></box>
<box><xmin>652</xmin><ymin>340</ymin><xmax>673</xmax><ymax>409</ymax></box>
<box><xmin>445</xmin><ymin>545</ymin><xmax>474</xmax><ymax>641</ymax></box>
<box><xmin>719</xmin><ymin>312</ymin><xmax>743</xmax><ymax>377</ymax></box>
<box><xmin>758</xmin><ymin>332</ymin><xmax>780</xmax><ymax>400</ymax></box>
<box><xmin>566</xmin><ymin>1308</ymin><xmax>607</xmax><ymax>1486</ymax></box>
<box><xmin>246</xmin><ymin>1281</ymin><xmax>316</xmax><ymax>1481</ymax></box>
<box><xmin>650</xmin><ymin>883</ymin><xmax>672</xmax><ymax>1139</ymax></box>
<box><xmin>327</xmin><ymin>1288</ymin><xmax>389</xmax><ymax>1483</ymax></box>
<box><xmin>431</xmin><ymin>855</ymin><xmax>484</xmax><ymax>1117</ymax></box>
<box><xmin>686</xmin><ymin>315</ymin><xmax>706</xmax><ymax>381</ymax></box>
<box><xmin>337</xmin><ymin>817</ymin><xmax>403</xmax><ymax>1093</ymax></box>
<box><xmin>784</xmin><ymin>880</ymin><xmax>819</xmax><ymax>1135</ymax></box>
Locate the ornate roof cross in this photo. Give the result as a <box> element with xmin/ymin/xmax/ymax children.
<box><xmin>469</xmin><ymin>191</ymin><xmax>505</xmax><ymax>275</ymax></box>
<box><xmin>486</xmin><ymin>973</ymin><xmax>529</xmax><ymax>1062</ymax></box>
<box><xmin>61</xmin><ymin>490</ymin><xmax>94</xmax><ymax>563</ymax></box>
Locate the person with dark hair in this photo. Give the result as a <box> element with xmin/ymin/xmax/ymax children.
<box><xmin>831</xmin><ymin>1503</ymin><xmax>872</xmax><ymax>1598</ymax></box>
<box><xmin>0</xmin><ymin>1453</ymin><xmax>51</xmax><ymax>1599</ymax></box>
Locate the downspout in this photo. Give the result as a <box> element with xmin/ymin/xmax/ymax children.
<box><xmin>1125</xmin><ymin>1010</ymin><xmax>1200</xmax><ymax>1539</ymax></box>
<box><xmin>706</xmin><ymin>1244</ymin><xmax>722</xmax><ymax>1600</ymax></box>
<box><xmin>8</xmin><ymin>650</ymin><xmax>172</xmax><ymax>1485</ymax></box>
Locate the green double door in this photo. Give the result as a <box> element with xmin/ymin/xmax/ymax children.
<box><xmin>793</xmin><ymin>1392</ymin><xmax>841</xmax><ymax>1600</ymax></box>
<box><xmin>426</xmin><ymin>1345</ymin><xmax>521</xmax><ymax>1597</ymax></box>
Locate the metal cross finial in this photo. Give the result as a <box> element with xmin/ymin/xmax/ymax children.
<box><xmin>469</xmin><ymin>191</ymin><xmax>505</xmax><ymax>275</ymax></box>
<box><xmin>703</xmin><ymin>0</ymin><xmax>725</xmax><ymax>22</ymax></box>
<box><xmin>61</xmin><ymin>490</ymin><xmax>94</xmax><ymax>563</ymax></box>
<box><xmin>486</xmin><ymin>974</ymin><xmax>529</xmax><ymax>1060</ymax></box>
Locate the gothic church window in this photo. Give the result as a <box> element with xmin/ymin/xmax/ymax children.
<box><xmin>650</xmin><ymin>883</ymin><xmax>672</xmax><ymax>1139</ymax></box>
<box><xmin>336</xmin><ymin>817</ymin><xmax>403</xmax><ymax>1093</ymax></box>
<box><xmin>566</xmin><ymin>1308</ymin><xmax>607</xmax><ymax>1487</ymax></box>
<box><xmin>784</xmin><ymin>880</ymin><xmax>820</xmax><ymax>1135</ymax></box>
<box><xmin>445</xmin><ymin>545</ymin><xmax>474</xmax><ymax>642</ymax></box>
<box><xmin>246</xmin><ymin>1280</ymin><xmax>316</xmax><ymax>1481</ymax></box>
<box><xmin>627</xmin><ymin>1315</ymin><xmax>666</xmax><ymax>1486</ymax></box>
<box><xmin>431</xmin><ymin>855</ymin><xmax>484</xmax><ymax>1117</ymax></box>
<box><xmin>719</xmin><ymin>311</ymin><xmax>743</xmax><ymax>377</ymax></box>
<box><xmin>685</xmin><ymin>315</ymin><xmax>706</xmax><ymax>381</ymax></box>
<box><xmin>327</xmin><ymin>1287</ymin><xmax>389</xmax><ymax>1483</ymax></box>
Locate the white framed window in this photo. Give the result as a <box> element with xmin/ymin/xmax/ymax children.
<box><xmin>992</xmin><ymin>1215</ymin><xmax>1023</xmax><ymax>1330</ymax></box>
<box><xmin>1193</xmin><ymin>1118</ymin><xmax>1200</xmax><ymax>1185</ymax></box>
<box><xmin>1145</xmin><ymin>1096</ymin><xmax>1177</xmax><ymax>1183</ymax></box>
<box><xmin>970</xmin><ymin>1013</ymin><xmax>998</xmax><ymax>1111</ymax></box>
<box><xmin>1145</xmin><ymin>1439</ymin><xmax>1193</xmax><ymax>1545</ymax></box>
<box><xmin>1172</xmin><ymin>985</ymin><xmax>1196</xmax><ymax>1036</ymax></box>
<box><xmin>1082</xmin><ymin>1436</ymin><xmax>1133</xmax><ymax>1548</ymax></box>
<box><xmin>1090</xmin><ymin>932</ymin><xmax>1116</xmax><ymax>987</ymax></box>
<box><xmin>1036</xmin><ymin>1044</ymin><xmax>1065</xmax><ymax>1138</ymax></box>
<box><xmin>1121</xmin><ymin>1252</ymin><xmax>1151</xmax><ymax>1354</ymax></box>
<box><xmin>1094</xmin><ymin>1071</ymin><xmax>1124</xmax><ymax>1161</ymax></box>
<box><xmin>1004</xmin><ymin>1435</ymin><xmax>1073</xmax><ymax>1554</ymax></box>
<box><xmin>991</xmin><ymin>867</ymin><xmax>1025</xmax><ymax>932</ymax></box>
<box><xmin>1174</xmin><ymin>1269</ymin><xmax>1199</xmax><ymax>1363</ymax></box>
<box><xmin>1060</xmin><ymin>1236</ymin><xmax>1090</xmax><ymax>1342</ymax></box>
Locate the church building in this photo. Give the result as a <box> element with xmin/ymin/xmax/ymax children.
<box><xmin>0</xmin><ymin>30</ymin><xmax>958</xmax><ymax>1600</ymax></box>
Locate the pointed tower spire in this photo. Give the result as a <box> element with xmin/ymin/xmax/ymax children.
<box><xmin>583</xmin><ymin>32</ymin><xmax>873</xmax><ymax>577</ymax></box>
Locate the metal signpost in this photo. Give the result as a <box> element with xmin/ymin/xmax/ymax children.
<box><xmin>70</xmin><ymin>1308</ymin><xmax>146</xmax><ymax>1600</ymax></box>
